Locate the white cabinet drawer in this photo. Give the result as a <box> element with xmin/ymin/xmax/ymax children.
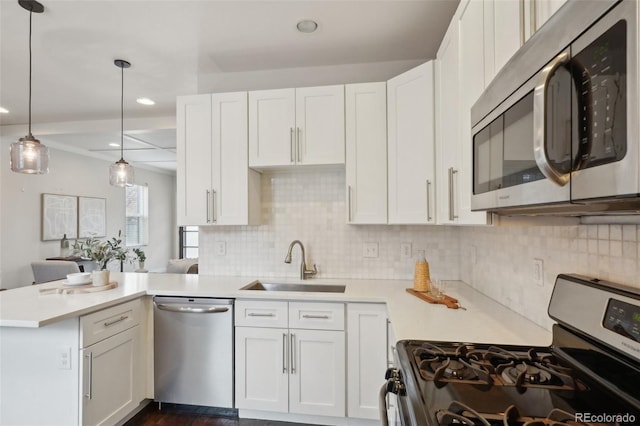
<box><xmin>289</xmin><ymin>302</ymin><xmax>345</xmax><ymax>330</ymax></box>
<box><xmin>235</xmin><ymin>300</ymin><xmax>288</xmax><ymax>328</ymax></box>
<box><xmin>81</xmin><ymin>299</ymin><xmax>142</xmax><ymax>348</ymax></box>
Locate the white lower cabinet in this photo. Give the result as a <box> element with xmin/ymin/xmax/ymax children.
<box><xmin>235</xmin><ymin>300</ymin><xmax>345</xmax><ymax>418</ymax></box>
<box><xmin>347</xmin><ymin>303</ymin><xmax>388</xmax><ymax>420</ymax></box>
<box><xmin>80</xmin><ymin>298</ymin><xmax>145</xmax><ymax>426</ymax></box>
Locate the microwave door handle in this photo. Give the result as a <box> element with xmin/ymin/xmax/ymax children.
<box><xmin>533</xmin><ymin>51</ymin><xmax>571</xmax><ymax>186</ymax></box>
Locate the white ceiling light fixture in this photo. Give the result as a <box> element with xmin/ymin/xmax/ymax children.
<box><xmin>136</xmin><ymin>97</ymin><xmax>155</xmax><ymax>106</ymax></box>
<box><xmin>109</xmin><ymin>143</ymin><xmax>120</xmax><ymax>147</ymax></box>
<box><xmin>10</xmin><ymin>0</ymin><xmax>48</xmax><ymax>174</ymax></box>
<box><xmin>109</xmin><ymin>59</ymin><xmax>134</xmax><ymax>187</ymax></box>
<box><xmin>296</xmin><ymin>19</ymin><xmax>318</xmax><ymax>33</ymax></box>
<box><xmin>0</xmin><ymin>107</ymin><xmax>9</xmax><ymax>114</ymax></box>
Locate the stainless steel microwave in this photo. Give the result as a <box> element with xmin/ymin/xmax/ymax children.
<box><xmin>471</xmin><ymin>0</ymin><xmax>639</xmax><ymax>215</ymax></box>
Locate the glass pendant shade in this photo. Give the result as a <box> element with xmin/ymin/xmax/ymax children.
<box><xmin>10</xmin><ymin>134</ymin><xmax>49</xmax><ymax>174</ymax></box>
<box><xmin>109</xmin><ymin>159</ymin><xmax>134</xmax><ymax>187</ymax></box>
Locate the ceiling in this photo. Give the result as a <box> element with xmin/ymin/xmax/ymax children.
<box><xmin>0</xmin><ymin>0</ymin><xmax>459</xmax><ymax>172</ymax></box>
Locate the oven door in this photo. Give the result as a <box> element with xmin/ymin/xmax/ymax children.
<box><xmin>570</xmin><ymin>0</ymin><xmax>638</xmax><ymax>202</ymax></box>
<box><xmin>471</xmin><ymin>62</ymin><xmax>573</xmax><ymax>211</ymax></box>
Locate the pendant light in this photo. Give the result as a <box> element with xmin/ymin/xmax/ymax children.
<box><xmin>109</xmin><ymin>59</ymin><xmax>134</xmax><ymax>187</ymax></box>
<box><xmin>10</xmin><ymin>0</ymin><xmax>48</xmax><ymax>174</ymax></box>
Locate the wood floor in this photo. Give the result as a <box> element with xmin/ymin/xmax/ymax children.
<box><xmin>124</xmin><ymin>403</ymin><xmax>321</xmax><ymax>426</ymax></box>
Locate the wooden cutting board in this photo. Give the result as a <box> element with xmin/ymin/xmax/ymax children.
<box><xmin>39</xmin><ymin>281</ymin><xmax>118</xmax><ymax>295</ymax></box>
<box><xmin>406</xmin><ymin>288</ymin><xmax>461</xmax><ymax>309</ymax></box>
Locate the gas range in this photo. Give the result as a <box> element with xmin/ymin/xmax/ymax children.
<box><xmin>383</xmin><ymin>274</ymin><xmax>640</xmax><ymax>426</ymax></box>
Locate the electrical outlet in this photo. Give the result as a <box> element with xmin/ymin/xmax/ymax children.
<box><xmin>215</xmin><ymin>241</ymin><xmax>226</xmax><ymax>256</ymax></box>
<box><xmin>363</xmin><ymin>242</ymin><xmax>379</xmax><ymax>258</ymax></box>
<box><xmin>533</xmin><ymin>258</ymin><xmax>544</xmax><ymax>286</ymax></box>
<box><xmin>57</xmin><ymin>346</ymin><xmax>71</xmax><ymax>370</ymax></box>
<box><xmin>400</xmin><ymin>243</ymin><xmax>412</xmax><ymax>260</ymax></box>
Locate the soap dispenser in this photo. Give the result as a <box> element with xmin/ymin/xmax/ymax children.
<box><xmin>413</xmin><ymin>250</ymin><xmax>431</xmax><ymax>292</ymax></box>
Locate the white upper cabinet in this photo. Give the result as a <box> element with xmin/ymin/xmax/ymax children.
<box><xmin>387</xmin><ymin>61</ymin><xmax>436</xmax><ymax>224</ymax></box>
<box><xmin>248</xmin><ymin>88</ymin><xmax>296</xmax><ymax>167</ymax></box>
<box><xmin>436</xmin><ymin>18</ymin><xmax>462</xmax><ymax>225</ymax></box>
<box><xmin>345</xmin><ymin>82</ymin><xmax>388</xmax><ymax>224</ymax></box>
<box><xmin>212</xmin><ymin>92</ymin><xmax>261</xmax><ymax>225</ymax></box>
<box><xmin>177</xmin><ymin>92</ymin><xmax>259</xmax><ymax>226</ymax></box>
<box><xmin>485</xmin><ymin>0</ymin><xmax>567</xmax><ymax>83</ymax></box>
<box><xmin>249</xmin><ymin>85</ymin><xmax>345</xmax><ymax>168</ymax></box>
<box><xmin>176</xmin><ymin>94</ymin><xmax>213</xmax><ymax>226</ymax></box>
<box><xmin>295</xmin><ymin>85</ymin><xmax>345</xmax><ymax>165</ymax></box>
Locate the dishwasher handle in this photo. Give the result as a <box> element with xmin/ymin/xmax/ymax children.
<box><xmin>155</xmin><ymin>303</ymin><xmax>230</xmax><ymax>314</ymax></box>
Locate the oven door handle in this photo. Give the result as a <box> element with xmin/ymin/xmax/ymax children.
<box><xmin>533</xmin><ymin>50</ymin><xmax>571</xmax><ymax>187</ymax></box>
<box><xmin>379</xmin><ymin>382</ymin><xmax>390</xmax><ymax>426</ymax></box>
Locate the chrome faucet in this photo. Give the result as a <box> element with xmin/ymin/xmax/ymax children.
<box><xmin>284</xmin><ymin>240</ymin><xmax>318</xmax><ymax>280</ymax></box>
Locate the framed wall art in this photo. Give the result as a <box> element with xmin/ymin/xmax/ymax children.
<box><xmin>78</xmin><ymin>196</ymin><xmax>106</xmax><ymax>238</ymax></box>
<box><xmin>41</xmin><ymin>194</ymin><xmax>78</xmax><ymax>241</ymax></box>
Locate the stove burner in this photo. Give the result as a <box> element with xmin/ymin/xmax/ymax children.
<box><xmin>503</xmin><ymin>363</ymin><xmax>552</xmax><ymax>385</ymax></box>
<box><xmin>413</xmin><ymin>343</ymin><xmax>492</xmax><ymax>387</ymax></box>
<box><xmin>444</xmin><ymin>360</ymin><xmax>466</xmax><ymax>379</ymax></box>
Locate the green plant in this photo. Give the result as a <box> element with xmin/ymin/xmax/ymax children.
<box><xmin>133</xmin><ymin>248</ymin><xmax>146</xmax><ymax>263</ymax></box>
<box><xmin>74</xmin><ymin>231</ymin><xmax>132</xmax><ymax>270</ymax></box>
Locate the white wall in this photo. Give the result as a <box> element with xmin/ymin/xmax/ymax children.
<box><xmin>0</xmin><ymin>146</ymin><xmax>176</xmax><ymax>289</ymax></box>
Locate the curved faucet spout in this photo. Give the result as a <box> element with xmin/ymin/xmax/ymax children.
<box><xmin>284</xmin><ymin>240</ymin><xmax>317</xmax><ymax>280</ymax></box>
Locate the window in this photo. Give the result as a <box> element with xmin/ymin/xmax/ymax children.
<box><xmin>179</xmin><ymin>226</ymin><xmax>199</xmax><ymax>258</ymax></box>
<box><xmin>125</xmin><ymin>184</ymin><xmax>149</xmax><ymax>246</ymax></box>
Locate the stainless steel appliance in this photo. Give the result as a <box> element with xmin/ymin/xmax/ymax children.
<box><xmin>154</xmin><ymin>296</ymin><xmax>234</xmax><ymax>408</ymax></box>
<box><xmin>471</xmin><ymin>0</ymin><xmax>639</xmax><ymax>214</ymax></box>
<box><xmin>382</xmin><ymin>274</ymin><xmax>640</xmax><ymax>425</ymax></box>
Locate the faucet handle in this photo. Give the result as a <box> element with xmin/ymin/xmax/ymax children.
<box><xmin>304</xmin><ymin>264</ymin><xmax>318</xmax><ymax>278</ymax></box>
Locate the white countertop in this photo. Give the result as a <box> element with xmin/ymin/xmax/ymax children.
<box><xmin>0</xmin><ymin>273</ymin><xmax>551</xmax><ymax>346</ymax></box>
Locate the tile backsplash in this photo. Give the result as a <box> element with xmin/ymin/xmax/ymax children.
<box><xmin>199</xmin><ymin>169</ymin><xmax>460</xmax><ymax>280</ymax></box>
<box><xmin>199</xmin><ymin>168</ymin><xmax>640</xmax><ymax>330</ymax></box>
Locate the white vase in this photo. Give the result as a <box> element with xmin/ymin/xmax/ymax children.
<box><xmin>92</xmin><ymin>270</ymin><xmax>110</xmax><ymax>286</ymax></box>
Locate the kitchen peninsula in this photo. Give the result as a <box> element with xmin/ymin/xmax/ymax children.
<box><xmin>0</xmin><ymin>272</ymin><xmax>550</xmax><ymax>426</ymax></box>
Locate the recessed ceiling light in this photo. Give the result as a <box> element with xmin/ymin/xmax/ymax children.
<box><xmin>136</xmin><ymin>97</ymin><xmax>155</xmax><ymax>106</ymax></box>
<box><xmin>109</xmin><ymin>143</ymin><xmax>120</xmax><ymax>147</ymax></box>
<box><xmin>0</xmin><ymin>107</ymin><xmax>8</xmax><ymax>114</ymax></box>
<box><xmin>296</xmin><ymin>19</ymin><xmax>318</xmax><ymax>33</ymax></box>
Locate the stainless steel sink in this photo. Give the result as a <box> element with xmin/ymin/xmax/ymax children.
<box><xmin>240</xmin><ymin>281</ymin><xmax>346</xmax><ymax>293</ymax></box>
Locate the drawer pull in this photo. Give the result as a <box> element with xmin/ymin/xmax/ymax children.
<box><xmin>302</xmin><ymin>314</ymin><xmax>330</xmax><ymax>319</ymax></box>
<box><xmin>248</xmin><ymin>312</ymin><xmax>275</xmax><ymax>317</ymax></box>
<box><xmin>83</xmin><ymin>352</ymin><xmax>92</xmax><ymax>399</ymax></box>
<box><xmin>104</xmin><ymin>315</ymin><xmax>128</xmax><ymax>327</ymax></box>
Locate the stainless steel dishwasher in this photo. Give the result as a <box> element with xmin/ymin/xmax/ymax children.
<box><xmin>153</xmin><ymin>296</ymin><xmax>234</xmax><ymax>408</ymax></box>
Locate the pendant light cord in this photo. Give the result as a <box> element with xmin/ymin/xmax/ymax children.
<box><xmin>120</xmin><ymin>63</ymin><xmax>124</xmax><ymax>161</ymax></box>
<box><xmin>28</xmin><ymin>8</ymin><xmax>33</xmax><ymax>135</ymax></box>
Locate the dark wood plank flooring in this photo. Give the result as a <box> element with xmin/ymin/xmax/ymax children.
<box><xmin>125</xmin><ymin>403</ymin><xmax>322</xmax><ymax>426</ymax></box>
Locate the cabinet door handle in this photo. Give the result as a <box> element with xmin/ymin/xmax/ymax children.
<box><xmin>212</xmin><ymin>190</ymin><xmax>217</xmax><ymax>223</ymax></box>
<box><xmin>519</xmin><ymin>0</ymin><xmax>526</xmax><ymax>45</ymax></box>
<box><xmin>83</xmin><ymin>352</ymin><xmax>93</xmax><ymax>400</ymax></box>
<box><xmin>290</xmin><ymin>128</ymin><xmax>295</xmax><ymax>163</ymax></box>
<box><xmin>296</xmin><ymin>128</ymin><xmax>302</xmax><ymax>162</ymax></box>
<box><xmin>302</xmin><ymin>314</ymin><xmax>330</xmax><ymax>319</ymax></box>
<box><xmin>347</xmin><ymin>185</ymin><xmax>352</xmax><ymax>222</ymax></box>
<box><xmin>448</xmin><ymin>168</ymin><xmax>459</xmax><ymax>221</ymax></box>
<box><xmin>104</xmin><ymin>315</ymin><xmax>128</xmax><ymax>327</ymax></box>
<box><xmin>283</xmin><ymin>333</ymin><xmax>288</xmax><ymax>374</ymax></box>
<box><xmin>290</xmin><ymin>333</ymin><xmax>296</xmax><ymax>374</ymax></box>
<box><xmin>247</xmin><ymin>312</ymin><xmax>275</xmax><ymax>317</ymax></box>
<box><xmin>206</xmin><ymin>190</ymin><xmax>211</xmax><ymax>223</ymax></box>
<box><xmin>530</xmin><ymin>0</ymin><xmax>537</xmax><ymax>34</ymax></box>
<box><xmin>426</xmin><ymin>180</ymin><xmax>432</xmax><ymax>222</ymax></box>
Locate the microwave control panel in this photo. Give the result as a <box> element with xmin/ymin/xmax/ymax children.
<box><xmin>573</xmin><ymin>19</ymin><xmax>627</xmax><ymax>167</ymax></box>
